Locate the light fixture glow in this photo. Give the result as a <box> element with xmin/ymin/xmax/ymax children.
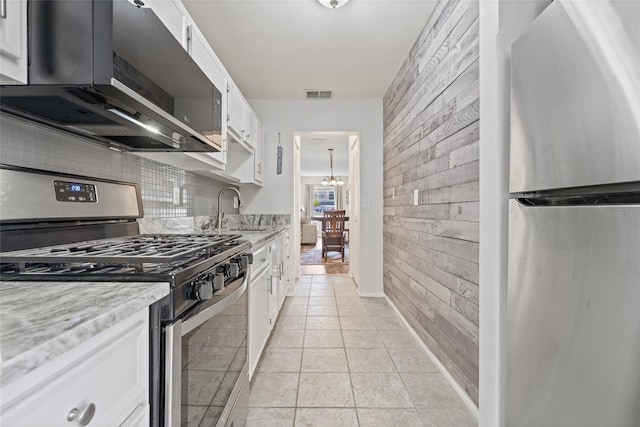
<box><xmin>321</xmin><ymin>148</ymin><xmax>344</xmax><ymax>187</ymax></box>
<box><xmin>108</xmin><ymin>108</ymin><xmax>160</xmax><ymax>134</ymax></box>
<box><xmin>318</xmin><ymin>0</ymin><xmax>349</xmax><ymax>9</ymax></box>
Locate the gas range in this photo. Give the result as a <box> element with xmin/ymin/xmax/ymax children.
<box><xmin>0</xmin><ymin>232</ymin><xmax>252</xmax><ymax>321</ymax></box>
<box><xmin>0</xmin><ymin>233</ymin><xmax>249</xmax><ymax>286</ymax></box>
<box><xmin>0</xmin><ymin>165</ymin><xmax>253</xmax><ymax>426</ymax></box>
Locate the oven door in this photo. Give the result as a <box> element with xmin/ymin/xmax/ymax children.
<box><xmin>164</xmin><ymin>273</ymin><xmax>249</xmax><ymax>427</ymax></box>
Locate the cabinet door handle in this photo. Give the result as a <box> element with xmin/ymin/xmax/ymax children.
<box><xmin>185</xmin><ymin>25</ymin><xmax>193</xmax><ymax>54</ymax></box>
<box><xmin>1</xmin><ymin>0</ymin><xmax>6</xmax><ymax>19</ymax></box>
<box><xmin>67</xmin><ymin>403</ymin><xmax>96</xmax><ymax>426</ymax></box>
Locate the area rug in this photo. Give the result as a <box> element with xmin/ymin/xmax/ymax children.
<box><xmin>300</xmin><ymin>244</ymin><xmax>350</xmax><ymax>265</ymax></box>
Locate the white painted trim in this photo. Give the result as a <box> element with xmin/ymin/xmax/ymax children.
<box><xmin>479</xmin><ymin>1</ymin><xmax>505</xmax><ymax>426</ymax></box>
<box><xmin>385</xmin><ymin>294</ymin><xmax>480</xmax><ymax>421</ymax></box>
<box><xmin>357</xmin><ymin>292</ymin><xmax>385</xmax><ymax>298</ymax></box>
<box><xmin>293</xmin><ymin>135</ymin><xmax>302</xmax><ymax>280</ymax></box>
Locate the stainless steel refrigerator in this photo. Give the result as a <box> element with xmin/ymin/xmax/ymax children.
<box><xmin>508</xmin><ymin>1</ymin><xmax>640</xmax><ymax>425</ymax></box>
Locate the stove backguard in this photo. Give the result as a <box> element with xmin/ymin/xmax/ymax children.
<box><xmin>0</xmin><ymin>165</ymin><xmax>144</xmax><ymax>252</ymax></box>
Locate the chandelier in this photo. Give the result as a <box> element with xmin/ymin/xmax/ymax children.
<box><xmin>318</xmin><ymin>0</ymin><xmax>349</xmax><ymax>9</ymax></box>
<box><xmin>321</xmin><ymin>148</ymin><xmax>344</xmax><ymax>186</ymax></box>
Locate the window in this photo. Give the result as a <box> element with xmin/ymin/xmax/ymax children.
<box><xmin>313</xmin><ymin>185</ymin><xmax>336</xmax><ymax>216</ymax></box>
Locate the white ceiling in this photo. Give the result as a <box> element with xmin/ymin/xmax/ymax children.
<box><xmin>300</xmin><ymin>134</ymin><xmax>349</xmax><ymax>176</ymax></box>
<box><xmin>183</xmin><ymin>0</ymin><xmax>438</xmax><ymax>99</ymax></box>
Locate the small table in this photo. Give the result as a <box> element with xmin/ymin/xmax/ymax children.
<box><xmin>310</xmin><ymin>216</ymin><xmax>350</xmax><ymax>223</ymax></box>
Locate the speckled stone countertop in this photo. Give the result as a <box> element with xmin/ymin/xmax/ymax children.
<box><xmin>230</xmin><ymin>226</ymin><xmax>290</xmax><ymax>249</ymax></box>
<box><xmin>0</xmin><ymin>281</ymin><xmax>169</xmax><ymax>386</ymax></box>
<box><xmin>137</xmin><ymin>216</ymin><xmax>290</xmax><ymax>249</ymax></box>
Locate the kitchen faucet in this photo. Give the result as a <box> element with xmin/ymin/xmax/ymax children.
<box><xmin>217</xmin><ymin>187</ymin><xmax>243</xmax><ymax>228</ymax></box>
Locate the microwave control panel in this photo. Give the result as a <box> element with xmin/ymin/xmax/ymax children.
<box><xmin>54</xmin><ymin>180</ymin><xmax>97</xmax><ymax>203</ymax></box>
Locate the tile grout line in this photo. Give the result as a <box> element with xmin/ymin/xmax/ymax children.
<box><xmin>292</xmin><ymin>288</ymin><xmax>308</xmax><ymax>426</ymax></box>
<box><xmin>265</xmin><ymin>275</ymin><xmax>434</xmax><ymax>425</ymax></box>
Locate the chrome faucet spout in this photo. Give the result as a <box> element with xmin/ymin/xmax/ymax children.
<box><xmin>217</xmin><ymin>187</ymin><xmax>243</xmax><ymax>228</ymax></box>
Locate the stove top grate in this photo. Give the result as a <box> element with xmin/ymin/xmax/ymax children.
<box><xmin>0</xmin><ymin>234</ymin><xmax>242</xmax><ymax>265</ymax></box>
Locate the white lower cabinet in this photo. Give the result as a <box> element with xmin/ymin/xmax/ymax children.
<box><xmin>282</xmin><ymin>233</ymin><xmax>291</xmax><ymax>297</ymax></box>
<box><xmin>270</xmin><ymin>235</ymin><xmax>289</xmax><ymax>326</ymax></box>
<box><xmin>248</xmin><ymin>232</ymin><xmax>293</xmax><ymax>379</ymax></box>
<box><xmin>248</xmin><ymin>244</ymin><xmax>272</xmax><ymax>379</ymax></box>
<box><xmin>0</xmin><ymin>309</ymin><xmax>149</xmax><ymax>427</ymax></box>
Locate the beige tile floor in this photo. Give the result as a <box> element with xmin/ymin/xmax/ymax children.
<box><xmin>247</xmin><ymin>274</ymin><xmax>476</xmax><ymax>427</ymax></box>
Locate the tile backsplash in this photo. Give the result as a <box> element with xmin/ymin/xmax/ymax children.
<box><xmin>0</xmin><ymin>114</ymin><xmax>235</xmax><ymax>218</ymax></box>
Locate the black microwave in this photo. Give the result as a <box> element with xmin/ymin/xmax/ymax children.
<box><xmin>0</xmin><ymin>0</ymin><xmax>222</xmax><ymax>153</ymax></box>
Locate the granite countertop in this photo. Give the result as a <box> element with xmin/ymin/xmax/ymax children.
<box><xmin>227</xmin><ymin>226</ymin><xmax>290</xmax><ymax>249</ymax></box>
<box><xmin>139</xmin><ymin>221</ymin><xmax>290</xmax><ymax>249</ymax></box>
<box><xmin>137</xmin><ymin>215</ymin><xmax>290</xmax><ymax>249</ymax></box>
<box><xmin>0</xmin><ymin>281</ymin><xmax>169</xmax><ymax>387</ymax></box>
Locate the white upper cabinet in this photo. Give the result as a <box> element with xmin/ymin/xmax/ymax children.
<box><xmin>140</xmin><ymin>0</ymin><xmax>265</xmax><ymax>185</ymax></box>
<box><xmin>243</xmin><ymin>103</ymin><xmax>256</xmax><ymax>148</ymax></box>
<box><xmin>0</xmin><ymin>0</ymin><xmax>27</xmax><ymax>84</ymax></box>
<box><xmin>185</xmin><ymin>22</ymin><xmax>228</xmax><ymax>168</ymax></box>
<box><xmin>228</xmin><ymin>82</ymin><xmax>251</xmax><ymax>150</ymax></box>
<box><xmin>226</xmin><ymin>113</ymin><xmax>264</xmax><ymax>187</ymax></box>
<box><xmin>254</xmin><ymin>119</ymin><xmax>265</xmax><ymax>184</ymax></box>
<box><xmin>146</xmin><ymin>0</ymin><xmax>186</xmax><ymax>47</ymax></box>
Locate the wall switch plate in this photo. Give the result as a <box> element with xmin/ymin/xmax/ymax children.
<box><xmin>233</xmin><ymin>196</ymin><xmax>238</xmax><ymax>208</ymax></box>
<box><xmin>413</xmin><ymin>189</ymin><xmax>419</xmax><ymax>206</ymax></box>
<box><xmin>172</xmin><ymin>185</ymin><xmax>181</xmax><ymax>206</ymax></box>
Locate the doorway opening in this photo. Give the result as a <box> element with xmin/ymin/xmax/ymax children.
<box><xmin>293</xmin><ymin>132</ymin><xmax>360</xmax><ymax>282</ymax></box>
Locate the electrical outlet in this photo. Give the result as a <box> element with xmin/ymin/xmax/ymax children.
<box><xmin>413</xmin><ymin>189</ymin><xmax>419</xmax><ymax>206</ymax></box>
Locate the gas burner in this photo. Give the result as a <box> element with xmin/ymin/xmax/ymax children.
<box><xmin>0</xmin><ymin>234</ymin><xmax>243</xmax><ymax>265</ymax></box>
<box><xmin>0</xmin><ymin>233</ymin><xmax>249</xmax><ymax>286</ymax></box>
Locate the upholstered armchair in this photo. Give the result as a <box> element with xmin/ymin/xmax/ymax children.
<box><xmin>301</xmin><ymin>211</ymin><xmax>317</xmax><ymax>244</ymax></box>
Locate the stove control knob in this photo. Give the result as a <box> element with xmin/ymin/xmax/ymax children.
<box><xmin>213</xmin><ymin>272</ymin><xmax>225</xmax><ymax>290</ymax></box>
<box><xmin>229</xmin><ymin>263</ymin><xmax>240</xmax><ymax>278</ymax></box>
<box><xmin>235</xmin><ymin>254</ymin><xmax>251</xmax><ymax>269</ymax></box>
<box><xmin>220</xmin><ymin>263</ymin><xmax>231</xmax><ymax>276</ymax></box>
<box><xmin>192</xmin><ymin>280</ymin><xmax>213</xmax><ymax>301</ymax></box>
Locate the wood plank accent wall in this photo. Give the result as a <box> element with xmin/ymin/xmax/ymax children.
<box><xmin>382</xmin><ymin>0</ymin><xmax>479</xmax><ymax>404</ymax></box>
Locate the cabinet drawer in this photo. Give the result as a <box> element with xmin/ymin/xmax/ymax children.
<box><xmin>1</xmin><ymin>310</ymin><xmax>149</xmax><ymax>426</ymax></box>
<box><xmin>250</xmin><ymin>244</ymin><xmax>270</xmax><ymax>275</ymax></box>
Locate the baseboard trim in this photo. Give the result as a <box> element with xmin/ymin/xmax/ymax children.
<box><xmin>384</xmin><ymin>293</ymin><xmax>480</xmax><ymax>421</ymax></box>
<box><xmin>358</xmin><ymin>291</ymin><xmax>385</xmax><ymax>298</ymax></box>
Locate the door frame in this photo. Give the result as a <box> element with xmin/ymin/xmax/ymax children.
<box><xmin>293</xmin><ymin>131</ymin><xmax>360</xmax><ymax>281</ymax></box>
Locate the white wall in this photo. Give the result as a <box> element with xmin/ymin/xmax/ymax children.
<box><xmin>479</xmin><ymin>1</ymin><xmax>550</xmax><ymax>425</ymax></box>
<box><xmin>241</xmin><ymin>99</ymin><xmax>384</xmax><ymax>296</ymax></box>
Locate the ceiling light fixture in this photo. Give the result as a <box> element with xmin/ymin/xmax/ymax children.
<box><xmin>318</xmin><ymin>0</ymin><xmax>349</xmax><ymax>9</ymax></box>
<box><xmin>321</xmin><ymin>148</ymin><xmax>344</xmax><ymax>186</ymax></box>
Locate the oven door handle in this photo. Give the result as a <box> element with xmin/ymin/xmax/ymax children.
<box><xmin>164</xmin><ymin>319</ymin><xmax>182</xmax><ymax>427</ymax></box>
<box><xmin>181</xmin><ymin>273</ymin><xmax>249</xmax><ymax>335</ymax></box>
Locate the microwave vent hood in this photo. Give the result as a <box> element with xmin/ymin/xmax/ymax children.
<box><xmin>0</xmin><ymin>0</ymin><xmax>222</xmax><ymax>153</ymax></box>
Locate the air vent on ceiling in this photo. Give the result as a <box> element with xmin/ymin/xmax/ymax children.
<box><xmin>305</xmin><ymin>90</ymin><xmax>333</xmax><ymax>100</ymax></box>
